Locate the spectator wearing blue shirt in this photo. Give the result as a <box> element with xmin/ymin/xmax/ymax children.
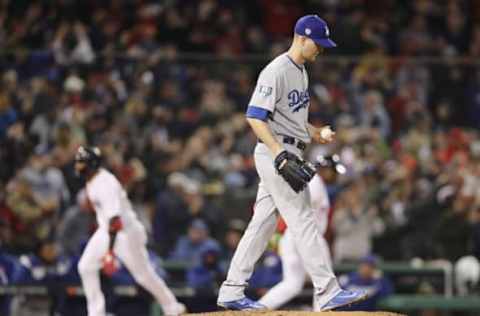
<box><xmin>14</xmin><ymin>239</ymin><xmax>80</xmax><ymax>315</ymax></box>
<box><xmin>0</xmin><ymin>92</ymin><xmax>17</xmax><ymax>139</ymax></box>
<box><xmin>186</xmin><ymin>245</ymin><xmax>223</xmax><ymax>294</ymax></box>
<box><xmin>16</xmin><ymin>240</ymin><xmax>79</xmax><ymax>285</ymax></box>
<box><xmin>338</xmin><ymin>255</ymin><xmax>394</xmax><ymax>311</ymax></box>
<box><xmin>169</xmin><ymin>219</ymin><xmax>221</xmax><ymax>264</ymax></box>
<box><xmin>185</xmin><ymin>244</ymin><xmax>223</xmax><ymax>312</ymax></box>
<box><xmin>220</xmin><ymin>219</ymin><xmax>246</xmax><ymax>270</ymax></box>
<box><xmin>0</xmin><ymin>250</ymin><xmax>24</xmax><ymax>315</ymax></box>
<box><xmin>248</xmin><ymin>250</ymin><xmax>283</xmax><ymax>298</ymax></box>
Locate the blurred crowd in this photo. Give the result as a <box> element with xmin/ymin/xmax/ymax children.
<box><xmin>1</xmin><ymin>0</ymin><xmax>480</xmax><ymax>313</ymax></box>
<box><xmin>2</xmin><ymin>0</ymin><xmax>480</xmax><ymax>58</ymax></box>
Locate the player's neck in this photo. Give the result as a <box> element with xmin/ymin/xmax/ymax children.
<box><xmin>287</xmin><ymin>46</ymin><xmax>305</xmax><ymax>65</ymax></box>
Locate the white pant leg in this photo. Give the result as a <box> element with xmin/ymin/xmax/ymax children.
<box><xmin>115</xmin><ymin>221</ymin><xmax>182</xmax><ymax>315</ymax></box>
<box><xmin>78</xmin><ymin>229</ymin><xmax>110</xmax><ymax>316</ymax></box>
<box><xmin>259</xmin><ymin>229</ymin><xmax>307</xmax><ymax>309</ymax></box>
<box><xmin>217</xmin><ymin>184</ymin><xmax>278</xmax><ymax>302</ymax></box>
<box><xmin>254</xmin><ymin>144</ymin><xmax>340</xmax><ymax>307</ymax></box>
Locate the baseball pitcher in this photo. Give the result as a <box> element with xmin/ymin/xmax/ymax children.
<box><xmin>74</xmin><ymin>146</ymin><xmax>185</xmax><ymax>316</ymax></box>
<box><xmin>217</xmin><ymin>15</ymin><xmax>366</xmax><ymax>311</ymax></box>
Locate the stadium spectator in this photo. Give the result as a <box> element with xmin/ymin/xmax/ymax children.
<box><xmin>220</xmin><ymin>219</ymin><xmax>246</xmax><ymax>268</ymax></box>
<box><xmin>0</xmin><ymin>1</ymin><xmax>480</xmax><ymax>313</ymax></box>
<box><xmin>186</xmin><ymin>245</ymin><xmax>223</xmax><ymax>295</ymax></box>
<box><xmin>169</xmin><ymin>219</ymin><xmax>221</xmax><ymax>265</ymax></box>
<box><xmin>56</xmin><ymin>190</ymin><xmax>95</xmax><ymax>255</ymax></box>
<box><xmin>333</xmin><ymin>179</ymin><xmax>384</xmax><ymax>263</ymax></box>
<box><xmin>338</xmin><ymin>255</ymin><xmax>394</xmax><ymax>311</ymax></box>
<box><xmin>248</xmin><ymin>250</ymin><xmax>283</xmax><ymax>298</ymax></box>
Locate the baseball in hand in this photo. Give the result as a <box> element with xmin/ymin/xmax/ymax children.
<box><xmin>320</xmin><ymin>127</ymin><xmax>334</xmax><ymax>140</ymax></box>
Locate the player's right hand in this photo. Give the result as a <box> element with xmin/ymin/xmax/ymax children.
<box><xmin>311</xmin><ymin>125</ymin><xmax>335</xmax><ymax>144</ymax></box>
<box><xmin>101</xmin><ymin>250</ymin><xmax>119</xmax><ymax>276</ymax></box>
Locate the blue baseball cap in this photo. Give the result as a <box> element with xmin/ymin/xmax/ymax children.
<box><xmin>294</xmin><ymin>15</ymin><xmax>337</xmax><ymax>48</ymax></box>
<box><xmin>360</xmin><ymin>255</ymin><xmax>379</xmax><ymax>266</ymax></box>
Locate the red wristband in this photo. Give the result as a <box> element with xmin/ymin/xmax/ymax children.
<box><xmin>109</xmin><ymin>216</ymin><xmax>123</xmax><ymax>233</ymax></box>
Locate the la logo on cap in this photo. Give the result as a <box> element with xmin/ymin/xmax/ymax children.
<box><xmin>294</xmin><ymin>14</ymin><xmax>337</xmax><ymax>48</ymax></box>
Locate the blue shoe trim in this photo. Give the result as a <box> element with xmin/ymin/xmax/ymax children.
<box><xmin>321</xmin><ymin>289</ymin><xmax>368</xmax><ymax>311</ymax></box>
<box><xmin>217</xmin><ymin>297</ymin><xmax>267</xmax><ymax>311</ymax></box>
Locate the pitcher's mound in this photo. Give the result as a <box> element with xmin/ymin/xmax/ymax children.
<box><xmin>187</xmin><ymin>311</ymin><xmax>405</xmax><ymax>316</ymax></box>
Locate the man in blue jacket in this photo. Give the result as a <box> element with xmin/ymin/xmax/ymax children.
<box><xmin>338</xmin><ymin>255</ymin><xmax>393</xmax><ymax>311</ymax></box>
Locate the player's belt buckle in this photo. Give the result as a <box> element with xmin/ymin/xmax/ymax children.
<box><xmin>282</xmin><ymin>136</ymin><xmax>306</xmax><ymax>151</ymax></box>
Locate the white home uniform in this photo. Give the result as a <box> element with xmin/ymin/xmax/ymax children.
<box><xmin>218</xmin><ymin>53</ymin><xmax>341</xmax><ymax>308</ymax></box>
<box><xmin>259</xmin><ymin>174</ymin><xmax>333</xmax><ymax>310</ymax></box>
<box><xmin>78</xmin><ymin>168</ymin><xmax>183</xmax><ymax>316</ymax></box>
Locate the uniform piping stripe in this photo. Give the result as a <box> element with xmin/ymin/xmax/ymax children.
<box><xmin>286</xmin><ymin>55</ymin><xmax>303</xmax><ymax>72</ymax></box>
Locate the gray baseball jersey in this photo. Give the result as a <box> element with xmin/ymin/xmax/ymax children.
<box><xmin>249</xmin><ymin>53</ymin><xmax>311</xmax><ymax>143</ymax></box>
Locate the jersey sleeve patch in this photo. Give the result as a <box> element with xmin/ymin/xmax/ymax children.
<box><xmin>258</xmin><ymin>85</ymin><xmax>273</xmax><ymax>97</ymax></box>
<box><xmin>247</xmin><ymin>67</ymin><xmax>282</xmax><ymax>113</ymax></box>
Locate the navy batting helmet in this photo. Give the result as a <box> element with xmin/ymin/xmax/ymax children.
<box><xmin>75</xmin><ymin>146</ymin><xmax>102</xmax><ymax>170</ymax></box>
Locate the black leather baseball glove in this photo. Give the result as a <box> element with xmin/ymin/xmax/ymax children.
<box><xmin>274</xmin><ymin>150</ymin><xmax>316</xmax><ymax>193</ymax></box>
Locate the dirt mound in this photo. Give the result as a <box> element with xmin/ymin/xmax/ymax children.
<box><xmin>187</xmin><ymin>311</ymin><xmax>406</xmax><ymax>316</ymax></box>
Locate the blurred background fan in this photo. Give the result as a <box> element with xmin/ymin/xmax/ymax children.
<box><xmin>1</xmin><ymin>1</ymin><xmax>480</xmax><ymax>315</ymax></box>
